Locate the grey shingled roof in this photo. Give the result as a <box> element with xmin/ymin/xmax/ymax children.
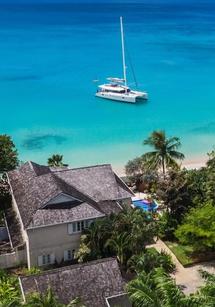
<box><xmin>20</xmin><ymin>258</ymin><xmax>125</xmax><ymax>307</ymax></box>
<box><xmin>4</xmin><ymin>208</ymin><xmax>24</xmax><ymax>248</ymax></box>
<box><xmin>28</xmin><ymin>203</ymin><xmax>105</xmax><ymax>228</ymax></box>
<box><xmin>7</xmin><ymin>162</ymin><xmax>133</xmax><ymax>229</ymax></box>
<box><xmin>54</xmin><ymin>164</ymin><xmax>132</xmax><ymax>202</ymax></box>
<box><xmin>97</xmin><ymin>200</ymin><xmax>122</xmax><ymax>215</ymax></box>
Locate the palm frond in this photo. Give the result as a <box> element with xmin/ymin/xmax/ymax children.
<box><xmin>127</xmin><ymin>272</ymin><xmax>161</xmax><ymax>307</ymax></box>
<box><xmin>168</xmin><ymin>150</ymin><xmax>185</xmax><ymax>160</ymax></box>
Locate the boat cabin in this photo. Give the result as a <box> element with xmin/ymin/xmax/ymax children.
<box><xmin>98</xmin><ymin>84</ymin><xmax>130</xmax><ymax>94</ymax></box>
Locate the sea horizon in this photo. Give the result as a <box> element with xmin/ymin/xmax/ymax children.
<box><xmin>0</xmin><ymin>0</ymin><xmax>215</xmax><ymax>172</ymax></box>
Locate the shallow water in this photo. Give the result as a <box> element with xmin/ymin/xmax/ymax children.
<box><xmin>0</xmin><ymin>1</ymin><xmax>215</xmax><ymax>170</ymax></box>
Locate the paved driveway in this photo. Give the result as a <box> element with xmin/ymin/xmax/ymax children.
<box><xmin>147</xmin><ymin>239</ymin><xmax>215</xmax><ymax>294</ymax></box>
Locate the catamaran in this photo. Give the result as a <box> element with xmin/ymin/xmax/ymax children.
<box><xmin>96</xmin><ymin>17</ymin><xmax>148</xmax><ymax>103</ymax></box>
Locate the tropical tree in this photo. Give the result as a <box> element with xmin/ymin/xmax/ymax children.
<box><xmin>76</xmin><ymin>208</ymin><xmax>158</xmax><ymax>268</ymax></box>
<box><xmin>47</xmin><ymin>154</ymin><xmax>65</xmax><ymax>167</ymax></box>
<box><xmin>157</xmin><ymin>170</ymin><xmax>191</xmax><ymax>218</ymax></box>
<box><xmin>199</xmin><ymin>270</ymin><xmax>215</xmax><ymax>301</ymax></box>
<box><xmin>143</xmin><ymin>130</ymin><xmax>185</xmax><ymax>175</ymax></box>
<box><xmin>0</xmin><ymin>299</ymin><xmax>21</xmax><ymax>307</ymax></box>
<box><xmin>128</xmin><ymin>248</ymin><xmax>175</xmax><ymax>274</ymax></box>
<box><xmin>128</xmin><ymin>209</ymin><xmax>158</xmax><ymax>254</ymax></box>
<box><xmin>0</xmin><ymin>269</ymin><xmax>21</xmax><ymax>307</ymax></box>
<box><xmin>76</xmin><ymin>216</ymin><xmax>115</xmax><ymax>262</ymax></box>
<box><xmin>0</xmin><ymin>178</ymin><xmax>11</xmax><ymax>215</ymax></box>
<box><xmin>125</xmin><ymin>156</ymin><xmax>145</xmax><ymax>177</ymax></box>
<box><xmin>25</xmin><ymin>287</ymin><xmax>84</xmax><ymax>307</ymax></box>
<box><xmin>185</xmin><ymin>168</ymin><xmax>208</xmax><ymax>206</ymax></box>
<box><xmin>0</xmin><ymin>135</ymin><xmax>19</xmax><ymax>174</ymax></box>
<box><xmin>127</xmin><ymin>270</ymin><xmax>161</xmax><ymax>307</ymax></box>
<box><xmin>205</xmin><ymin>150</ymin><xmax>215</xmax><ymax>203</ymax></box>
<box><xmin>25</xmin><ymin>287</ymin><xmax>62</xmax><ymax>307</ymax></box>
<box><xmin>125</xmin><ymin>156</ymin><xmax>159</xmax><ymax>192</ymax></box>
<box><xmin>175</xmin><ymin>202</ymin><xmax>215</xmax><ymax>253</ymax></box>
<box><xmin>75</xmin><ymin>234</ymin><xmax>92</xmax><ymax>263</ymax></box>
<box><xmin>105</xmin><ymin>233</ymin><xmax>131</xmax><ymax>266</ymax></box>
<box><xmin>127</xmin><ymin>268</ymin><xmax>213</xmax><ymax>307</ymax></box>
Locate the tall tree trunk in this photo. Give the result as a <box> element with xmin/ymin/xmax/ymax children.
<box><xmin>162</xmin><ymin>157</ymin><xmax>165</xmax><ymax>177</ymax></box>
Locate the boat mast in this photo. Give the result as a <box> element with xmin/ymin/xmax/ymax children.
<box><xmin>120</xmin><ymin>16</ymin><xmax>127</xmax><ymax>89</ymax></box>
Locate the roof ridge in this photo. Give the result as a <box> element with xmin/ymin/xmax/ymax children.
<box><xmin>51</xmin><ymin>173</ymin><xmax>103</xmax><ymax>214</ymax></box>
<box><xmin>20</xmin><ymin>257</ymin><xmax>117</xmax><ymax>279</ymax></box>
<box><xmin>52</xmin><ymin>163</ymin><xmax>112</xmax><ymax>173</ymax></box>
<box><xmin>28</xmin><ymin>161</ymin><xmax>35</xmax><ymax>172</ymax></box>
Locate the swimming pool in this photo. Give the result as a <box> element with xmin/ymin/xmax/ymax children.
<box><xmin>132</xmin><ymin>199</ymin><xmax>158</xmax><ymax>212</ymax></box>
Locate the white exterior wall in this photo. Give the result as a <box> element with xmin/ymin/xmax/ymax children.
<box><xmin>27</xmin><ymin>223</ymin><xmax>81</xmax><ymax>267</ymax></box>
<box><xmin>0</xmin><ymin>249</ymin><xmax>26</xmax><ymax>269</ymax></box>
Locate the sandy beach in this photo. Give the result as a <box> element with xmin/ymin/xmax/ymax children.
<box><xmin>114</xmin><ymin>155</ymin><xmax>208</xmax><ymax>177</ymax></box>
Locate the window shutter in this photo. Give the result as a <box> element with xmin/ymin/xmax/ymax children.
<box><xmin>38</xmin><ymin>255</ymin><xmax>43</xmax><ymax>267</ymax></box>
<box><xmin>64</xmin><ymin>250</ymin><xmax>68</xmax><ymax>261</ymax></box>
<box><xmin>68</xmin><ymin>223</ymin><xmax>73</xmax><ymax>234</ymax></box>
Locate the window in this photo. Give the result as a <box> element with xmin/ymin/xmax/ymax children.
<box><xmin>81</xmin><ymin>221</ymin><xmax>84</xmax><ymax>231</ymax></box>
<box><xmin>68</xmin><ymin>250</ymin><xmax>72</xmax><ymax>260</ymax></box>
<box><xmin>72</xmin><ymin>223</ymin><xmax>76</xmax><ymax>232</ymax></box>
<box><xmin>68</xmin><ymin>219</ymin><xmax>95</xmax><ymax>235</ymax></box>
<box><xmin>64</xmin><ymin>249</ymin><xmax>76</xmax><ymax>261</ymax></box>
<box><xmin>38</xmin><ymin>253</ymin><xmax>55</xmax><ymax>266</ymax></box>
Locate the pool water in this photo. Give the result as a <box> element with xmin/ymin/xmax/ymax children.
<box><xmin>133</xmin><ymin>199</ymin><xmax>157</xmax><ymax>212</ymax></box>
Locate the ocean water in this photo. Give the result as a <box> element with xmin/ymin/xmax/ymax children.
<box><xmin>0</xmin><ymin>1</ymin><xmax>215</xmax><ymax>171</ymax></box>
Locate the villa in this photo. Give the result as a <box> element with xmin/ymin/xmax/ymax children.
<box><xmin>0</xmin><ymin>161</ymin><xmax>133</xmax><ymax>268</ymax></box>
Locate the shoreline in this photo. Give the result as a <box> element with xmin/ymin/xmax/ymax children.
<box><xmin>113</xmin><ymin>155</ymin><xmax>208</xmax><ymax>177</ymax></box>
<box><xmin>182</xmin><ymin>156</ymin><xmax>207</xmax><ymax>170</ymax></box>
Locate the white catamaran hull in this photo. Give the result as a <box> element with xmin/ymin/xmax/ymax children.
<box><xmin>96</xmin><ymin>92</ymin><xmax>136</xmax><ymax>103</ymax></box>
<box><xmin>96</xmin><ymin>91</ymin><xmax>148</xmax><ymax>103</ymax></box>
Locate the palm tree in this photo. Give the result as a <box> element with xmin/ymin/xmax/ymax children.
<box><xmin>26</xmin><ymin>287</ymin><xmax>63</xmax><ymax>307</ymax></box>
<box><xmin>128</xmin><ymin>248</ymin><xmax>175</xmax><ymax>275</ymax></box>
<box><xmin>105</xmin><ymin>233</ymin><xmax>130</xmax><ymax>266</ymax></box>
<box><xmin>143</xmin><ymin>130</ymin><xmax>185</xmax><ymax>176</ymax></box>
<box><xmin>0</xmin><ymin>300</ymin><xmax>21</xmax><ymax>307</ymax></box>
<box><xmin>127</xmin><ymin>268</ymin><xmax>212</xmax><ymax>307</ymax></box>
<box><xmin>127</xmin><ymin>270</ymin><xmax>162</xmax><ymax>307</ymax></box>
<box><xmin>47</xmin><ymin>154</ymin><xmax>65</xmax><ymax>167</ymax></box>
<box><xmin>0</xmin><ymin>270</ymin><xmax>21</xmax><ymax>307</ymax></box>
<box><xmin>26</xmin><ymin>287</ymin><xmax>85</xmax><ymax>307</ymax></box>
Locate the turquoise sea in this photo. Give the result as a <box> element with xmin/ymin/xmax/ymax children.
<box><xmin>0</xmin><ymin>1</ymin><xmax>215</xmax><ymax>171</ymax></box>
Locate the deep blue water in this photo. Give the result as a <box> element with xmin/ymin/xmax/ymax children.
<box><xmin>0</xmin><ymin>1</ymin><xmax>215</xmax><ymax>170</ymax></box>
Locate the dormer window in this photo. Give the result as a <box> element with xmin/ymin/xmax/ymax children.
<box><xmin>43</xmin><ymin>193</ymin><xmax>83</xmax><ymax>209</ymax></box>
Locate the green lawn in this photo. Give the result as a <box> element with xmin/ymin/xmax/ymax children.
<box><xmin>165</xmin><ymin>241</ymin><xmax>194</xmax><ymax>266</ymax></box>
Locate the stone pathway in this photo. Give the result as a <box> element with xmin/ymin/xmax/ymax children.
<box><xmin>147</xmin><ymin>239</ymin><xmax>215</xmax><ymax>294</ymax></box>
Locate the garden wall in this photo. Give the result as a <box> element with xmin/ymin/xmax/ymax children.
<box><xmin>0</xmin><ymin>249</ymin><xmax>26</xmax><ymax>269</ymax></box>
